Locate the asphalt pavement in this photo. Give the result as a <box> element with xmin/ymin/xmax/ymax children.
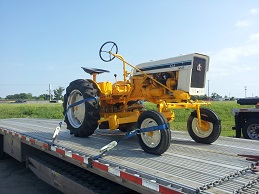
<box><xmin>0</xmin><ymin>154</ymin><xmax>62</xmax><ymax>194</ymax></box>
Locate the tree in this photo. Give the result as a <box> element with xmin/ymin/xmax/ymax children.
<box><xmin>38</xmin><ymin>94</ymin><xmax>50</xmax><ymax>100</ymax></box>
<box><xmin>53</xmin><ymin>86</ymin><xmax>65</xmax><ymax>100</ymax></box>
<box><xmin>211</xmin><ymin>92</ymin><xmax>222</xmax><ymax>100</ymax></box>
<box><xmin>5</xmin><ymin>93</ymin><xmax>32</xmax><ymax>100</ymax></box>
<box><xmin>191</xmin><ymin>94</ymin><xmax>208</xmax><ymax>101</ymax></box>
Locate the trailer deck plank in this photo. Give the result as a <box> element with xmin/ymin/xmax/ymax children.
<box><xmin>1</xmin><ymin>118</ymin><xmax>259</xmax><ymax>193</ymax></box>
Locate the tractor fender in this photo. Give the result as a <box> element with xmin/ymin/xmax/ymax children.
<box><xmin>86</xmin><ymin>79</ymin><xmax>102</xmax><ymax>96</ymax></box>
<box><xmin>190</xmin><ymin>108</ymin><xmax>221</xmax><ymax>125</ymax></box>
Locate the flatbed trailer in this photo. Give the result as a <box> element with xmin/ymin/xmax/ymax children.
<box><xmin>0</xmin><ymin>118</ymin><xmax>259</xmax><ymax>194</ymax></box>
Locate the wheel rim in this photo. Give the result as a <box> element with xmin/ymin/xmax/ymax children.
<box><xmin>140</xmin><ymin>118</ymin><xmax>161</xmax><ymax>148</ymax></box>
<box><xmin>67</xmin><ymin>90</ymin><xmax>85</xmax><ymax>128</ymax></box>
<box><xmin>247</xmin><ymin>123</ymin><xmax>259</xmax><ymax>140</ymax></box>
<box><xmin>192</xmin><ymin>117</ymin><xmax>213</xmax><ymax>138</ymax></box>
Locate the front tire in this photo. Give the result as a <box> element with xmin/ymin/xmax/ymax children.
<box><xmin>137</xmin><ymin>111</ymin><xmax>171</xmax><ymax>155</ymax></box>
<box><xmin>187</xmin><ymin>108</ymin><xmax>221</xmax><ymax>144</ymax></box>
<box><xmin>63</xmin><ymin>79</ymin><xmax>100</xmax><ymax>137</ymax></box>
<box><xmin>242</xmin><ymin>118</ymin><xmax>259</xmax><ymax>140</ymax></box>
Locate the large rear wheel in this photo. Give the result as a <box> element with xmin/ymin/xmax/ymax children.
<box><xmin>63</xmin><ymin>79</ymin><xmax>100</xmax><ymax>137</ymax></box>
<box><xmin>187</xmin><ymin>108</ymin><xmax>221</xmax><ymax>144</ymax></box>
<box><xmin>137</xmin><ymin>111</ymin><xmax>171</xmax><ymax>155</ymax></box>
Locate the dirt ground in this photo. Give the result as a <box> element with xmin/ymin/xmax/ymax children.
<box><xmin>0</xmin><ymin>155</ymin><xmax>62</xmax><ymax>194</ymax></box>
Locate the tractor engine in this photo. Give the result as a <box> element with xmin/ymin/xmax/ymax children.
<box><xmin>132</xmin><ymin>53</ymin><xmax>209</xmax><ymax>102</ymax></box>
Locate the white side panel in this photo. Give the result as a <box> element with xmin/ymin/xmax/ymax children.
<box><xmin>177</xmin><ymin>69</ymin><xmax>191</xmax><ymax>92</ymax></box>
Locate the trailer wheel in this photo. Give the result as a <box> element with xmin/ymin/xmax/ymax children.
<box><xmin>187</xmin><ymin>108</ymin><xmax>221</xmax><ymax>144</ymax></box>
<box><xmin>242</xmin><ymin>118</ymin><xmax>259</xmax><ymax>140</ymax></box>
<box><xmin>137</xmin><ymin>111</ymin><xmax>171</xmax><ymax>155</ymax></box>
<box><xmin>63</xmin><ymin>79</ymin><xmax>100</xmax><ymax>137</ymax></box>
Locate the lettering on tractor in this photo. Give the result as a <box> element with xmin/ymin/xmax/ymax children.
<box><xmin>63</xmin><ymin>41</ymin><xmax>221</xmax><ymax>155</ymax></box>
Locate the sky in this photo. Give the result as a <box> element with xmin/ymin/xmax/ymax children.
<box><xmin>0</xmin><ymin>0</ymin><xmax>259</xmax><ymax>99</ymax></box>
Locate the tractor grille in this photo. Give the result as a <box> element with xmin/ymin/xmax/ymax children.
<box><xmin>191</xmin><ymin>57</ymin><xmax>206</xmax><ymax>88</ymax></box>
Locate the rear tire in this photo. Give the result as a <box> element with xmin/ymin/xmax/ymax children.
<box><xmin>242</xmin><ymin>118</ymin><xmax>259</xmax><ymax>140</ymax></box>
<box><xmin>187</xmin><ymin>108</ymin><xmax>221</xmax><ymax>144</ymax></box>
<box><xmin>63</xmin><ymin>79</ymin><xmax>100</xmax><ymax>137</ymax></box>
<box><xmin>137</xmin><ymin>111</ymin><xmax>171</xmax><ymax>155</ymax></box>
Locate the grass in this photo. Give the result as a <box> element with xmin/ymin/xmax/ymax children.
<box><xmin>0</xmin><ymin>103</ymin><xmax>63</xmax><ymax>119</ymax></box>
<box><xmin>0</xmin><ymin>101</ymin><xmax>253</xmax><ymax>138</ymax></box>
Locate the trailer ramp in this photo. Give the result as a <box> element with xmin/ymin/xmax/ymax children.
<box><xmin>0</xmin><ymin>118</ymin><xmax>259</xmax><ymax>193</ymax></box>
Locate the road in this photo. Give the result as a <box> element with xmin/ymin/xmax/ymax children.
<box><xmin>0</xmin><ymin>155</ymin><xmax>62</xmax><ymax>194</ymax></box>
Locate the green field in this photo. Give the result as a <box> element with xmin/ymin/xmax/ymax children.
<box><xmin>0</xmin><ymin>101</ymin><xmax>253</xmax><ymax>137</ymax></box>
<box><xmin>0</xmin><ymin>103</ymin><xmax>63</xmax><ymax>119</ymax></box>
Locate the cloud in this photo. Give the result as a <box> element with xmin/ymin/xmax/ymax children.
<box><xmin>207</xmin><ymin>35</ymin><xmax>259</xmax><ymax>97</ymax></box>
<box><xmin>212</xmin><ymin>42</ymin><xmax>259</xmax><ymax>65</ymax></box>
<box><xmin>209</xmin><ymin>34</ymin><xmax>259</xmax><ymax>78</ymax></box>
<box><xmin>249</xmin><ymin>33</ymin><xmax>259</xmax><ymax>41</ymax></box>
<box><xmin>235</xmin><ymin>20</ymin><xmax>252</xmax><ymax>28</ymax></box>
<box><xmin>250</xmin><ymin>8</ymin><xmax>259</xmax><ymax>15</ymax></box>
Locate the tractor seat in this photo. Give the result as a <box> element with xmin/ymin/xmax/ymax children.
<box><xmin>81</xmin><ymin>67</ymin><xmax>110</xmax><ymax>75</ymax></box>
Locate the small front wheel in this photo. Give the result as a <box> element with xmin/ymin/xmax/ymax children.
<box><xmin>187</xmin><ymin>108</ymin><xmax>221</xmax><ymax>144</ymax></box>
<box><xmin>242</xmin><ymin>118</ymin><xmax>259</xmax><ymax>140</ymax></box>
<box><xmin>137</xmin><ymin>111</ymin><xmax>171</xmax><ymax>155</ymax></box>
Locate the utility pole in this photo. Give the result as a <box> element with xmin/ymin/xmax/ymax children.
<box><xmin>49</xmin><ymin>84</ymin><xmax>52</xmax><ymax>101</ymax></box>
<box><xmin>245</xmin><ymin>86</ymin><xmax>247</xmax><ymax>98</ymax></box>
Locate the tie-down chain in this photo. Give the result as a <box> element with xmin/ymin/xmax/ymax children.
<box><xmin>196</xmin><ymin>161</ymin><xmax>259</xmax><ymax>193</ymax></box>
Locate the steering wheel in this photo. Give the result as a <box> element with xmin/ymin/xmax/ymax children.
<box><xmin>99</xmin><ymin>41</ymin><xmax>118</xmax><ymax>62</ymax></box>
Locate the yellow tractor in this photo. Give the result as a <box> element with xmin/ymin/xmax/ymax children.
<box><xmin>63</xmin><ymin>41</ymin><xmax>221</xmax><ymax>155</ymax></box>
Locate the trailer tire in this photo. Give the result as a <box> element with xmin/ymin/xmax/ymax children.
<box><xmin>63</xmin><ymin>79</ymin><xmax>100</xmax><ymax>137</ymax></box>
<box><xmin>187</xmin><ymin>108</ymin><xmax>221</xmax><ymax>144</ymax></box>
<box><xmin>242</xmin><ymin>118</ymin><xmax>259</xmax><ymax>140</ymax></box>
<box><xmin>137</xmin><ymin>111</ymin><xmax>171</xmax><ymax>155</ymax></box>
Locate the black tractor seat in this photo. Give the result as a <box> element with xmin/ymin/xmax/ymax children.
<box><xmin>81</xmin><ymin>67</ymin><xmax>110</xmax><ymax>75</ymax></box>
